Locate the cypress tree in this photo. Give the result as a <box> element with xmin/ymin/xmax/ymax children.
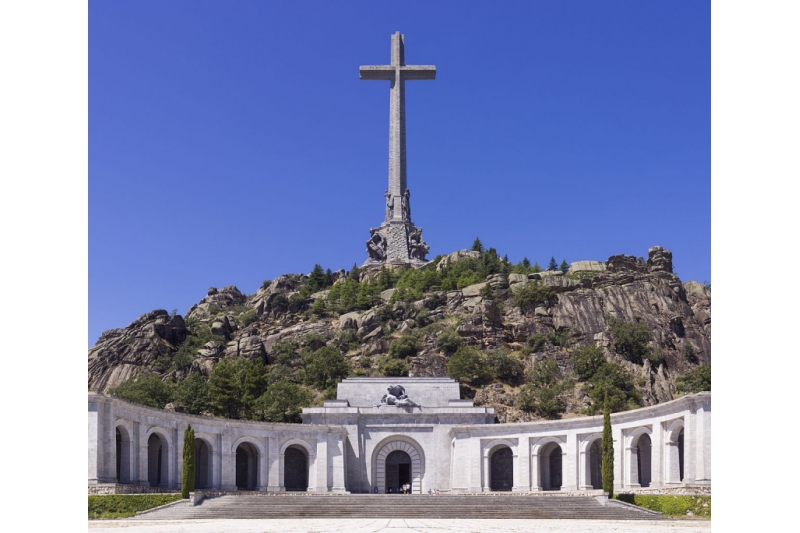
<box><xmin>181</xmin><ymin>424</ymin><xmax>195</xmax><ymax>499</ymax></box>
<box><xmin>182</xmin><ymin>424</ymin><xmax>196</xmax><ymax>498</ymax></box>
<box><xmin>601</xmin><ymin>395</ymin><xmax>614</xmax><ymax>497</ymax></box>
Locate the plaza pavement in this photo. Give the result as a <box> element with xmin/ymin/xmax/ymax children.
<box><xmin>88</xmin><ymin>517</ymin><xmax>711</xmax><ymax>533</ymax></box>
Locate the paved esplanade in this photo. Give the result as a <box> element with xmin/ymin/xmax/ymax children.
<box><xmin>88</xmin><ymin>518</ymin><xmax>710</xmax><ymax>533</ymax></box>
<box><xmin>362</xmin><ymin>32</ymin><xmax>432</xmax><ymax>265</ymax></box>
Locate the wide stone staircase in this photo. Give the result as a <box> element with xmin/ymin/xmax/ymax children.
<box><xmin>137</xmin><ymin>493</ymin><xmax>661</xmax><ymax>520</ymax></box>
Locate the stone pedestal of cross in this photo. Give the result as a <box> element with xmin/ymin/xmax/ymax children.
<box><xmin>361</xmin><ymin>32</ymin><xmax>433</xmax><ymax>265</ymax></box>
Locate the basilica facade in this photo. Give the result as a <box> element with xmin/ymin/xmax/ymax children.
<box><xmin>89</xmin><ymin>377</ymin><xmax>710</xmax><ymax>495</ymax></box>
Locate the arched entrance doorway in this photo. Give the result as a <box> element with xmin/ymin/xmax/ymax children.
<box><xmin>235</xmin><ymin>442</ymin><xmax>259</xmax><ymax>490</ymax></box>
<box><xmin>540</xmin><ymin>442</ymin><xmax>562</xmax><ymax>491</ymax></box>
<box><xmin>636</xmin><ymin>434</ymin><xmax>652</xmax><ymax>488</ymax></box>
<box><xmin>194</xmin><ymin>439</ymin><xmax>211</xmax><ymax>489</ymax></box>
<box><xmin>115</xmin><ymin>426</ymin><xmax>131</xmax><ymax>484</ymax></box>
<box><xmin>385</xmin><ymin>450</ymin><xmax>411</xmax><ymax>493</ymax></box>
<box><xmin>373</xmin><ymin>438</ymin><xmax>424</xmax><ymax>494</ymax></box>
<box><xmin>284</xmin><ymin>446</ymin><xmax>308</xmax><ymax>491</ymax></box>
<box><xmin>147</xmin><ymin>433</ymin><xmax>168</xmax><ymax>487</ymax></box>
<box><xmin>489</xmin><ymin>446</ymin><xmax>513</xmax><ymax>491</ymax></box>
<box><xmin>589</xmin><ymin>440</ymin><xmax>602</xmax><ymax>490</ymax></box>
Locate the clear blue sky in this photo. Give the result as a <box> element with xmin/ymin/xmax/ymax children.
<box><xmin>89</xmin><ymin>0</ymin><xmax>710</xmax><ymax>346</ymax></box>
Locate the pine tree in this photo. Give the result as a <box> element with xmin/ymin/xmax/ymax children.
<box><xmin>559</xmin><ymin>259</ymin><xmax>569</xmax><ymax>273</ymax></box>
<box><xmin>548</xmin><ymin>256</ymin><xmax>558</xmax><ymax>271</ymax></box>
<box><xmin>471</xmin><ymin>237</ymin><xmax>484</xmax><ymax>253</ymax></box>
<box><xmin>307</xmin><ymin>264</ymin><xmax>327</xmax><ymax>292</ymax></box>
<box><xmin>522</xmin><ymin>257</ymin><xmax>531</xmax><ymax>269</ymax></box>
<box><xmin>182</xmin><ymin>424</ymin><xmax>195</xmax><ymax>498</ymax></box>
<box><xmin>601</xmin><ymin>395</ymin><xmax>614</xmax><ymax>497</ymax></box>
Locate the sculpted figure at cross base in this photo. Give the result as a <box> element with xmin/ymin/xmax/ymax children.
<box><xmin>380</xmin><ymin>384</ymin><xmax>419</xmax><ymax>407</ymax></box>
<box><xmin>401</xmin><ymin>189</ymin><xmax>411</xmax><ymax>222</ymax></box>
<box><xmin>385</xmin><ymin>190</ymin><xmax>394</xmax><ymax>221</ymax></box>
<box><xmin>366</xmin><ymin>228</ymin><xmax>388</xmax><ymax>262</ymax></box>
<box><xmin>407</xmin><ymin>226</ymin><xmax>429</xmax><ymax>261</ymax></box>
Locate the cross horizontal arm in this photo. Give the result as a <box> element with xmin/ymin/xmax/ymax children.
<box><xmin>359</xmin><ymin>65</ymin><xmax>436</xmax><ymax>80</ymax></box>
<box><xmin>359</xmin><ymin>66</ymin><xmax>394</xmax><ymax>80</ymax></box>
<box><xmin>401</xmin><ymin>66</ymin><xmax>436</xmax><ymax>80</ymax></box>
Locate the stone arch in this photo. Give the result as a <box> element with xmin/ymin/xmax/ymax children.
<box><xmin>531</xmin><ymin>437</ymin><xmax>567</xmax><ymax>490</ymax></box>
<box><xmin>372</xmin><ymin>436</ymin><xmax>425</xmax><ymax>494</ymax></box>
<box><xmin>234</xmin><ymin>441</ymin><xmax>259</xmax><ymax>491</ymax></box>
<box><xmin>193</xmin><ymin>436</ymin><xmax>214</xmax><ymax>489</ymax></box>
<box><xmin>664</xmin><ymin>419</ymin><xmax>685</xmax><ymax>484</ymax></box>
<box><xmin>489</xmin><ymin>446</ymin><xmax>514</xmax><ymax>491</ymax></box>
<box><xmin>625</xmin><ymin>427</ymin><xmax>653</xmax><ymax>488</ymax></box>
<box><xmin>279</xmin><ymin>439</ymin><xmax>315</xmax><ymax>457</ymax></box>
<box><xmin>145</xmin><ymin>429</ymin><xmax>171</xmax><ymax>488</ymax></box>
<box><xmin>114</xmin><ymin>421</ymin><xmax>134</xmax><ymax>484</ymax></box>
<box><xmin>279</xmin><ymin>439</ymin><xmax>315</xmax><ymax>492</ymax></box>
<box><xmin>539</xmin><ymin>441</ymin><xmax>564</xmax><ymax>491</ymax></box>
<box><xmin>579</xmin><ymin>433</ymin><xmax>603</xmax><ymax>490</ymax></box>
<box><xmin>284</xmin><ymin>446</ymin><xmax>309</xmax><ymax>491</ymax></box>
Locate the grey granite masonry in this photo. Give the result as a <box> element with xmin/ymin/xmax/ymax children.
<box><xmin>362</xmin><ymin>32</ymin><xmax>432</xmax><ymax>265</ymax></box>
<box><xmin>89</xmin><ymin>378</ymin><xmax>710</xmax><ymax>496</ymax></box>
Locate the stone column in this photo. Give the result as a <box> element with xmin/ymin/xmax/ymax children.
<box><xmin>329</xmin><ymin>432</ymin><xmax>347</xmax><ymax>493</ymax></box>
<box><xmin>562</xmin><ymin>434</ymin><xmax>578</xmax><ymax>491</ymax></box>
<box><xmin>695</xmin><ymin>401</ymin><xmax>711</xmax><ymax>484</ymax></box>
<box><xmin>579</xmin><ymin>439</ymin><xmax>592</xmax><ymax>490</ymax></box>
<box><xmin>481</xmin><ymin>452</ymin><xmax>491</xmax><ymax>492</ymax></box>
<box><xmin>684</xmin><ymin>406</ymin><xmax>696</xmax><ymax>484</ymax></box>
<box><xmin>529</xmin><ymin>441</ymin><xmax>542</xmax><ymax>492</ymax></box>
<box><xmin>172</xmin><ymin>427</ymin><xmax>181</xmax><ymax>490</ymax></box>
<box><xmin>259</xmin><ymin>437</ymin><xmax>269</xmax><ymax>491</ymax></box>
<box><xmin>514</xmin><ymin>445</ymin><xmax>529</xmax><ymax>492</ymax></box>
<box><xmin>220</xmin><ymin>435</ymin><xmax>235</xmax><ymax>490</ymax></box>
<box><xmin>650</xmin><ymin>424</ymin><xmax>664</xmax><ymax>488</ymax></box>
<box><xmin>267</xmin><ymin>437</ymin><xmax>281</xmax><ymax>491</ymax></box>
<box><xmin>613</xmin><ymin>426</ymin><xmax>625</xmax><ymax>493</ymax></box>
<box><xmin>131</xmin><ymin>422</ymin><xmax>141</xmax><ymax>486</ymax></box>
<box><xmin>87</xmin><ymin>401</ymin><xmax>100</xmax><ymax>484</ymax></box>
<box><xmin>312</xmin><ymin>438</ymin><xmax>326</xmax><ymax>492</ymax></box>
<box><xmin>211</xmin><ymin>433</ymin><xmax>222</xmax><ymax>490</ymax></box>
<box><xmin>137</xmin><ymin>429</ymin><xmax>149</xmax><ymax>487</ymax></box>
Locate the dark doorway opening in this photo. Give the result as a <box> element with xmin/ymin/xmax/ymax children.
<box><xmin>235</xmin><ymin>442</ymin><xmax>258</xmax><ymax>490</ymax></box>
<box><xmin>490</xmin><ymin>446</ymin><xmax>513</xmax><ymax>491</ymax></box>
<box><xmin>589</xmin><ymin>440</ymin><xmax>603</xmax><ymax>490</ymax></box>
<box><xmin>284</xmin><ymin>446</ymin><xmax>308</xmax><ymax>491</ymax></box>
<box><xmin>385</xmin><ymin>450</ymin><xmax>412</xmax><ymax>493</ymax></box>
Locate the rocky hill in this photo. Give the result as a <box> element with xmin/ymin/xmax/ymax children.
<box><xmin>88</xmin><ymin>245</ymin><xmax>710</xmax><ymax>422</ymax></box>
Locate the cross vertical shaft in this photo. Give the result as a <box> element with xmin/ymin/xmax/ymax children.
<box><xmin>360</xmin><ymin>32</ymin><xmax>434</xmax><ymax>265</ymax></box>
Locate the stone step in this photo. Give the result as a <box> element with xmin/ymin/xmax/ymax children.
<box><xmin>137</xmin><ymin>494</ymin><xmax>661</xmax><ymax>520</ymax></box>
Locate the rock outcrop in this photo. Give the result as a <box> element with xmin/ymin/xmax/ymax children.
<box><xmin>88</xmin><ymin>246</ymin><xmax>710</xmax><ymax>421</ymax></box>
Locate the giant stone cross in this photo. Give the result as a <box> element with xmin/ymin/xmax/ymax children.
<box><xmin>361</xmin><ymin>32</ymin><xmax>433</xmax><ymax>265</ymax></box>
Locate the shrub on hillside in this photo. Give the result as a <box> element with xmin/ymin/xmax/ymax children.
<box><xmin>302</xmin><ymin>346</ymin><xmax>350</xmax><ymax>390</ymax></box>
<box><xmin>607</xmin><ymin>316</ymin><xmax>653</xmax><ymax>365</ymax></box>
<box><xmin>446</xmin><ymin>345</ymin><xmax>492</xmax><ymax>386</ymax></box>
<box><xmin>572</xmin><ymin>345</ymin><xmax>607</xmax><ymax>381</ymax></box>
<box><xmin>436</xmin><ymin>328</ymin><xmax>463</xmax><ymax>355</ymax></box>
<box><xmin>513</xmin><ymin>282</ymin><xmax>556</xmax><ymax>311</ymax></box>
<box><xmin>587</xmin><ymin>362</ymin><xmax>641</xmax><ymax>413</ymax></box>
<box><xmin>379</xmin><ymin>357</ymin><xmax>409</xmax><ymax>377</ymax></box>
<box><xmin>676</xmin><ymin>364</ymin><xmax>711</xmax><ymax>393</ymax></box>
<box><xmin>110</xmin><ymin>374</ymin><xmax>175</xmax><ymax>410</ymax></box>
<box><xmin>486</xmin><ymin>348</ymin><xmax>524</xmax><ymax>385</ymax></box>
<box><xmin>388</xmin><ymin>335</ymin><xmax>422</xmax><ymax>359</ymax></box>
<box><xmin>253</xmin><ymin>380</ymin><xmax>314</xmax><ymax>423</ymax></box>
